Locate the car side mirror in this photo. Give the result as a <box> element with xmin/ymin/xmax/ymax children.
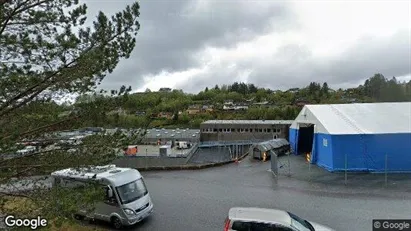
<box><xmin>107</xmin><ymin>186</ymin><xmax>113</xmax><ymax>198</ymax></box>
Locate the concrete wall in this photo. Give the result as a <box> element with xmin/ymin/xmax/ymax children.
<box><xmin>200</xmin><ymin>123</ymin><xmax>290</xmax><ymax>142</ymax></box>
<box><xmin>113</xmin><ymin>156</ymin><xmax>187</xmax><ymax>169</ymax></box>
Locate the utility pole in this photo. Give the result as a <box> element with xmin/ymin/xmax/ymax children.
<box><xmin>385</xmin><ymin>154</ymin><xmax>388</xmax><ymax>187</ymax></box>
<box><xmin>344</xmin><ymin>153</ymin><xmax>347</xmax><ymax>185</ymax></box>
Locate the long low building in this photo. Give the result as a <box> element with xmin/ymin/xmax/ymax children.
<box><xmin>289</xmin><ymin>102</ymin><xmax>411</xmax><ymax>172</ymax></box>
<box><xmin>200</xmin><ymin>120</ymin><xmax>293</xmax><ymax>142</ymax></box>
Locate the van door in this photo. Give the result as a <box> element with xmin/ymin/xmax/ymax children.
<box><xmin>93</xmin><ymin>185</ymin><xmax>121</xmax><ymax>222</ymax></box>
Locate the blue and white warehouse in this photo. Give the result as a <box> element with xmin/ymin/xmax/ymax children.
<box><xmin>289</xmin><ymin>102</ymin><xmax>411</xmax><ymax>172</ymax></box>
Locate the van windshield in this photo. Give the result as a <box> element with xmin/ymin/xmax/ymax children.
<box><xmin>287</xmin><ymin>212</ymin><xmax>314</xmax><ymax>231</ymax></box>
<box><xmin>116</xmin><ymin>178</ymin><xmax>148</xmax><ymax>204</ymax></box>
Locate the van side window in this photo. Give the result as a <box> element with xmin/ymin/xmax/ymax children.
<box><xmin>278</xmin><ymin>228</ymin><xmax>294</xmax><ymax>231</ymax></box>
<box><xmin>231</xmin><ymin>221</ymin><xmax>277</xmax><ymax>231</ymax></box>
<box><xmin>274</xmin><ymin>225</ymin><xmax>294</xmax><ymax>231</ymax></box>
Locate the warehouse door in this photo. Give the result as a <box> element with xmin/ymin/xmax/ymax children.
<box><xmin>297</xmin><ymin>124</ymin><xmax>314</xmax><ymax>155</ymax></box>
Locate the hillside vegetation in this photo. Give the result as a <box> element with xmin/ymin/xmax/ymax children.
<box><xmin>70</xmin><ymin>73</ymin><xmax>411</xmax><ymax>129</ymax></box>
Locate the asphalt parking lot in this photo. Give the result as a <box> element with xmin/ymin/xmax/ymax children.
<box><xmin>88</xmin><ymin>157</ymin><xmax>411</xmax><ymax>231</ymax></box>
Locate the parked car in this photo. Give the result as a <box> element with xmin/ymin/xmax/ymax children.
<box><xmin>224</xmin><ymin>207</ymin><xmax>335</xmax><ymax>231</ymax></box>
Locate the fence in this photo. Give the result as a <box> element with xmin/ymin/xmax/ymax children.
<box><xmin>199</xmin><ymin>139</ymin><xmax>268</xmax><ymax>147</ymax></box>
<box><xmin>271</xmin><ymin>153</ymin><xmax>411</xmax><ymax>190</ymax></box>
<box><xmin>187</xmin><ymin>144</ymin><xmax>251</xmax><ymax>164</ymax></box>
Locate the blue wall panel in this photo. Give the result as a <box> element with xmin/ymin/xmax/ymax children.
<box><xmin>313</xmin><ymin>133</ymin><xmax>334</xmax><ymax>171</ymax></box>
<box><xmin>290</xmin><ymin>126</ymin><xmax>411</xmax><ymax>172</ymax></box>
<box><xmin>331</xmin><ymin>133</ymin><xmax>411</xmax><ymax>172</ymax></box>
<box><xmin>289</xmin><ymin>128</ymin><xmax>298</xmax><ymax>154</ymax></box>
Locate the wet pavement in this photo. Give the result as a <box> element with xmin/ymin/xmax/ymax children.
<box><xmin>91</xmin><ymin>157</ymin><xmax>411</xmax><ymax>231</ymax></box>
<box><xmin>2</xmin><ymin>155</ymin><xmax>410</xmax><ymax>231</ymax></box>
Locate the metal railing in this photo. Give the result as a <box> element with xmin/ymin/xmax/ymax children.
<box><xmin>199</xmin><ymin>139</ymin><xmax>267</xmax><ymax>147</ymax></box>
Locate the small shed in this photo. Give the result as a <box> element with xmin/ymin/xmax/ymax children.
<box><xmin>251</xmin><ymin>139</ymin><xmax>290</xmax><ymax>160</ymax></box>
<box><xmin>159</xmin><ymin>145</ymin><xmax>172</xmax><ymax>157</ymax></box>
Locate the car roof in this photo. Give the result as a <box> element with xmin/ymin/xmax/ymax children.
<box><xmin>229</xmin><ymin>207</ymin><xmax>292</xmax><ymax>225</ymax></box>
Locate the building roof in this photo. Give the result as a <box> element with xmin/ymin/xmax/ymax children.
<box><xmin>103</xmin><ymin>128</ymin><xmax>200</xmax><ymax>140</ymax></box>
<box><xmin>202</xmin><ymin>120</ymin><xmax>294</xmax><ymax>125</ymax></box>
<box><xmin>144</xmin><ymin>128</ymin><xmax>200</xmax><ymax>139</ymax></box>
<box><xmin>292</xmin><ymin>102</ymin><xmax>411</xmax><ymax>134</ymax></box>
<box><xmin>254</xmin><ymin>139</ymin><xmax>289</xmax><ymax>152</ymax></box>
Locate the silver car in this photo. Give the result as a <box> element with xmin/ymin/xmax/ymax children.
<box><xmin>224</xmin><ymin>207</ymin><xmax>335</xmax><ymax>231</ymax></box>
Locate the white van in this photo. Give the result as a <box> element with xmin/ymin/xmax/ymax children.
<box><xmin>51</xmin><ymin>165</ymin><xmax>154</xmax><ymax>229</ymax></box>
<box><xmin>176</xmin><ymin>141</ymin><xmax>191</xmax><ymax>149</ymax></box>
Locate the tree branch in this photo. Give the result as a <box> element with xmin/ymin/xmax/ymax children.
<box><xmin>0</xmin><ymin>0</ymin><xmax>11</xmax><ymax>6</ymax></box>
<box><xmin>0</xmin><ymin>164</ymin><xmax>67</xmax><ymax>170</ymax></box>
<box><xmin>6</xmin><ymin>19</ymin><xmax>68</xmax><ymax>26</ymax></box>
<box><xmin>2</xmin><ymin>166</ymin><xmax>36</xmax><ymax>179</ymax></box>
<box><xmin>0</xmin><ymin>25</ymin><xmax>134</xmax><ymax>116</ymax></box>
<box><xmin>0</xmin><ymin>191</ymin><xmax>34</xmax><ymax>200</ymax></box>
<box><xmin>0</xmin><ymin>0</ymin><xmax>37</xmax><ymax>34</ymax></box>
<box><xmin>0</xmin><ymin>115</ymin><xmax>79</xmax><ymax>141</ymax></box>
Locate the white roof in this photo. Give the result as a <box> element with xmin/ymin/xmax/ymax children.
<box><xmin>229</xmin><ymin>207</ymin><xmax>291</xmax><ymax>225</ymax></box>
<box><xmin>51</xmin><ymin>165</ymin><xmax>142</xmax><ymax>186</ymax></box>
<box><xmin>291</xmin><ymin>102</ymin><xmax>411</xmax><ymax>134</ymax></box>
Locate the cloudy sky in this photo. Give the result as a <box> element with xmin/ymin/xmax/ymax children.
<box><xmin>83</xmin><ymin>0</ymin><xmax>411</xmax><ymax>93</ymax></box>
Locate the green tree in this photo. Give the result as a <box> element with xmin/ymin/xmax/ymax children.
<box><xmin>0</xmin><ymin>0</ymin><xmax>142</xmax><ymax>226</ymax></box>
<box><xmin>363</xmin><ymin>73</ymin><xmax>387</xmax><ymax>100</ymax></box>
<box><xmin>321</xmin><ymin>82</ymin><xmax>330</xmax><ymax>98</ymax></box>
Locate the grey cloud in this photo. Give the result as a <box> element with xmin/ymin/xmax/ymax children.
<box><xmin>321</xmin><ymin>30</ymin><xmax>411</xmax><ymax>84</ymax></box>
<box><xmin>253</xmin><ymin>30</ymin><xmax>411</xmax><ymax>89</ymax></box>
<box><xmin>174</xmin><ymin>65</ymin><xmax>252</xmax><ymax>92</ymax></box>
<box><xmin>85</xmin><ymin>0</ymin><xmax>293</xmax><ymax>91</ymax></box>
<box><xmin>80</xmin><ymin>1</ymin><xmax>409</xmax><ymax>93</ymax></box>
<box><xmin>179</xmin><ymin>29</ymin><xmax>410</xmax><ymax>93</ymax></box>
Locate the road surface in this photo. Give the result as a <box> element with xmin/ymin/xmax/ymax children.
<box><xmin>2</xmin><ymin>158</ymin><xmax>410</xmax><ymax>231</ymax></box>
<box><xmin>101</xmin><ymin>158</ymin><xmax>411</xmax><ymax>231</ymax></box>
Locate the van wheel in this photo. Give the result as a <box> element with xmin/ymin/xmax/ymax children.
<box><xmin>111</xmin><ymin>216</ymin><xmax>122</xmax><ymax>229</ymax></box>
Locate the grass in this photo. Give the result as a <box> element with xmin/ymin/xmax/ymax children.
<box><xmin>1</xmin><ymin>196</ymin><xmax>104</xmax><ymax>231</ymax></box>
<box><xmin>1</xmin><ymin>196</ymin><xmax>37</xmax><ymax>215</ymax></box>
<box><xmin>47</xmin><ymin>221</ymin><xmax>103</xmax><ymax>231</ymax></box>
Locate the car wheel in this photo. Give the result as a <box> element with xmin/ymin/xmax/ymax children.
<box><xmin>111</xmin><ymin>216</ymin><xmax>123</xmax><ymax>229</ymax></box>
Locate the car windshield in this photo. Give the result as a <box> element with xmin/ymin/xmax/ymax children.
<box><xmin>116</xmin><ymin>178</ymin><xmax>148</xmax><ymax>204</ymax></box>
<box><xmin>287</xmin><ymin>212</ymin><xmax>314</xmax><ymax>231</ymax></box>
